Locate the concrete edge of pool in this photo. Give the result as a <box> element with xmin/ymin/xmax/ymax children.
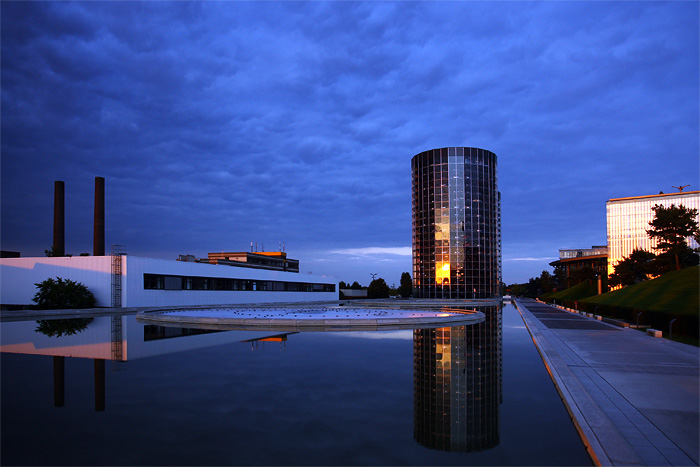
<box><xmin>514</xmin><ymin>298</ymin><xmax>699</xmax><ymax>467</ymax></box>
<box><xmin>513</xmin><ymin>299</ymin><xmax>607</xmax><ymax>467</ymax></box>
<box><xmin>135</xmin><ymin>307</ymin><xmax>486</xmax><ymax>332</ymax></box>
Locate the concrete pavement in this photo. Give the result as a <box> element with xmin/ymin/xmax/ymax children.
<box><xmin>515</xmin><ymin>298</ymin><xmax>699</xmax><ymax>466</ymax></box>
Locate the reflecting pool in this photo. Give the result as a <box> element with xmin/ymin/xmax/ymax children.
<box><xmin>1</xmin><ymin>304</ymin><xmax>591</xmax><ymax>466</ymax></box>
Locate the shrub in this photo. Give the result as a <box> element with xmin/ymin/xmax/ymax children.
<box><xmin>33</xmin><ymin>277</ymin><xmax>97</xmax><ymax>309</ymax></box>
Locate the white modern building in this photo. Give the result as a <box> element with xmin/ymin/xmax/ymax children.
<box><xmin>0</xmin><ymin>255</ymin><xmax>337</xmax><ymax>308</ymax></box>
<box><xmin>606</xmin><ymin>190</ymin><xmax>700</xmax><ymax>277</ymax></box>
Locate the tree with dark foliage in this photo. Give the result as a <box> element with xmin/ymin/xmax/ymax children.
<box><xmin>33</xmin><ymin>277</ymin><xmax>97</xmax><ymax>309</ymax></box>
<box><xmin>367</xmin><ymin>278</ymin><xmax>390</xmax><ymax>299</ymax></box>
<box><xmin>608</xmin><ymin>249</ymin><xmax>657</xmax><ymax>288</ymax></box>
<box><xmin>397</xmin><ymin>272</ymin><xmax>412</xmax><ymax>298</ymax></box>
<box><xmin>567</xmin><ymin>266</ymin><xmax>598</xmax><ymax>288</ymax></box>
<box><xmin>647</xmin><ymin>204</ymin><xmax>699</xmax><ymax>271</ymax></box>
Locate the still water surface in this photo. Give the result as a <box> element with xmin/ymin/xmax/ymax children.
<box><xmin>1</xmin><ymin>304</ymin><xmax>591</xmax><ymax>465</ymax></box>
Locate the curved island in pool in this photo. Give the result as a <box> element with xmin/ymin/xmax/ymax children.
<box><xmin>136</xmin><ymin>306</ymin><xmax>484</xmax><ymax>332</ymax></box>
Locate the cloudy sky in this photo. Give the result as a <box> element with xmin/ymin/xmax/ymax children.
<box><xmin>2</xmin><ymin>1</ymin><xmax>698</xmax><ymax>286</ymax></box>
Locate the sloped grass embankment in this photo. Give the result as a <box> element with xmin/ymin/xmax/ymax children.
<box><xmin>542</xmin><ymin>280</ymin><xmax>599</xmax><ymax>302</ymax></box>
<box><xmin>545</xmin><ymin>266</ymin><xmax>699</xmax><ymax>340</ymax></box>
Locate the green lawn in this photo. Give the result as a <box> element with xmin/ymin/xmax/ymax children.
<box><xmin>542</xmin><ymin>280</ymin><xmax>599</xmax><ymax>301</ymax></box>
<box><xmin>582</xmin><ymin>265</ymin><xmax>699</xmax><ymax>316</ymax></box>
<box><xmin>539</xmin><ymin>266</ymin><xmax>699</xmax><ymax>340</ymax></box>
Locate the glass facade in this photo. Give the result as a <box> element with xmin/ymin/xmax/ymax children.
<box><xmin>412</xmin><ymin>147</ymin><xmax>501</xmax><ymax>299</ymax></box>
<box><xmin>558</xmin><ymin>246</ymin><xmax>608</xmax><ymax>259</ymax></box>
<box><xmin>413</xmin><ymin>305</ymin><xmax>502</xmax><ymax>451</ymax></box>
<box><xmin>606</xmin><ymin>192</ymin><xmax>700</xmax><ymax>277</ymax></box>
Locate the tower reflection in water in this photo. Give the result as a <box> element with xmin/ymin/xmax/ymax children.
<box><xmin>413</xmin><ymin>305</ymin><xmax>502</xmax><ymax>452</ymax></box>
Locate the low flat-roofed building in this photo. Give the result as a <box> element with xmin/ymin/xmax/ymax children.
<box><xmin>339</xmin><ymin>288</ymin><xmax>368</xmax><ymax>299</ymax></box>
<box><xmin>607</xmin><ymin>191</ymin><xmax>700</xmax><ymax>277</ymax></box>
<box><xmin>0</xmin><ymin>255</ymin><xmax>336</xmax><ymax>308</ymax></box>
<box><xmin>549</xmin><ymin>246</ymin><xmax>607</xmax><ymax>288</ymax></box>
<box><xmin>201</xmin><ymin>251</ymin><xmax>300</xmax><ymax>273</ymax></box>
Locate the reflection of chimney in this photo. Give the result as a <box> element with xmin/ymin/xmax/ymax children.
<box><xmin>94</xmin><ymin>359</ymin><xmax>105</xmax><ymax>412</ymax></box>
<box><xmin>53</xmin><ymin>356</ymin><xmax>65</xmax><ymax>407</ymax></box>
<box><xmin>93</xmin><ymin>177</ymin><xmax>105</xmax><ymax>256</ymax></box>
<box><xmin>53</xmin><ymin>181</ymin><xmax>65</xmax><ymax>257</ymax></box>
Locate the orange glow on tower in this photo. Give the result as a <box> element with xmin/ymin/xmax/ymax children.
<box><xmin>436</xmin><ymin>261</ymin><xmax>450</xmax><ymax>285</ymax></box>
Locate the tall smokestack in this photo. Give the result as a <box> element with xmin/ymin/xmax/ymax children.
<box><xmin>94</xmin><ymin>176</ymin><xmax>105</xmax><ymax>256</ymax></box>
<box><xmin>53</xmin><ymin>181</ymin><xmax>65</xmax><ymax>257</ymax></box>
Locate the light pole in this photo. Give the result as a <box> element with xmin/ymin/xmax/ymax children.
<box><xmin>669</xmin><ymin>318</ymin><xmax>677</xmax><ymax>340</ymax></box>
<box><xmin>370</xmin><ymin>273</ymin><xmax>378</xmax><ymax>281</ymax></box>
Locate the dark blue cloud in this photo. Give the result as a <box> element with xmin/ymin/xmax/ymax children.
<box><xmin>2</xmin><ymin>1</ymin><xmax>698</xmax><ymax>284</ymax></box>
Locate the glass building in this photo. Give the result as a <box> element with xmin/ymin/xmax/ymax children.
<box><xmin>412</xmin><ymin>147</ymin><xmax>501</xmax><ymax>299</ymax></box>
<box><xmin>606</xmin><ymin>191</ymin><xmax>700</xmax><ymax>277</ymax></box>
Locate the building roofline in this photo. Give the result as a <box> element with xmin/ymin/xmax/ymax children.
<box><xmin>549</xmin><ymin>254</ymin><xmax>608</xmax><ymax>267</ymax></box>
<box><xmin>607</xmin><ymin>191</ymin><xmax>700</xmax><ymax>203</ymax></box>
<box><xmin>411</xmin><ymin>147</ymin><xmax>495</xmax><ymax>158</ymax></box>
<box><xmin>207</xmin><ymin>251</ymin><xmax>294</xmax><ymax>259</ymax></box>
<box><xmin>551</xmin><ymin>254</ymin><xmax>608</xmax><ymax>263</ymax></box>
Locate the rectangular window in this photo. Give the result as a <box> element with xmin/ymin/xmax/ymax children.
<box><xmin>144</xmin><ymin>274</ymin><xmax>164</xmax><ymax>289</ymax></box>
<box><xmin>164</xmin><ymin>276</ymin><xmax>181</xmax><ymax>290</ymax></box>
<box><xmin>143</xmin><ymin>274</ymin><xmax>334</xmax><ymax>293</ymax></box>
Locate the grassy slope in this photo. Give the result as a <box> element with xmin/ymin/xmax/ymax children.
<box><xmin>543</xmin><ymin>280</ymin><xmax>598</xmax><ymax>301</ymax></box>
<box><xmin>581</xmin><ymin>266</ymin><xmax>699</xmax><ymax>316</ymax></box>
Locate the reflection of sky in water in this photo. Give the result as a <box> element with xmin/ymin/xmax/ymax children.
<box><xmin>334</xmin><ymin>330</ymin><xmax>414</xmax><ymax>340</ymax></box>
<box><xmin>1</xmin><ymin>304</ymin><xmax>591</xmax><ymax>466</ymax></box>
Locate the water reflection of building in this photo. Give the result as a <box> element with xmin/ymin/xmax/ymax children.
<box><xmin>1</xmin><ymin>315</ymin><xmax>282</xmax><ymax>411</ymax></box>
<box><xmin>243</xmin><ymin>333</ymin><xmax>294</xmax><ymax>351</ymax></box>
<box><xmin>413</xmin><ymin>305</ymin><xmax>502</xmax><ymax>452</ymax></box>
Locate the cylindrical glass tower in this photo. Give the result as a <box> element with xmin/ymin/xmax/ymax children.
<box><xmin>412</xmin><ymin>147</ymin><xmax>501</xmax><ymax>299</ymax></box>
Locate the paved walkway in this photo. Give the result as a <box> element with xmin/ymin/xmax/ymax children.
<box><xmin>515</xmin><ymin>298</ymin><xmax>699</xmax><ymax>466</ymax></box>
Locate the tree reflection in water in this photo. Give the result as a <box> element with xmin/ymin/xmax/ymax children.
<box><xmin>35</xmin><ymin>318</ymin><xmax>93</xmax><ymax>338</ymax></box>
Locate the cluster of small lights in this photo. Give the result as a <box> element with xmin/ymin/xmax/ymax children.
<box><xmin>163</xmin><ymin>307</ymin><xmax>464</xmax><ymax>320</ymax></box>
